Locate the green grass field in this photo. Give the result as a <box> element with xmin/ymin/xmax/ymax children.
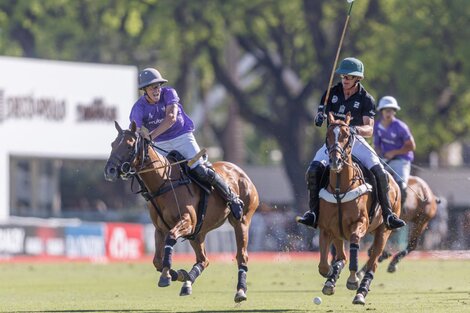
<box><xmin>1</xmin><ymin>258</ymin><xmax>469</xmax><ymax>313</ymax></box>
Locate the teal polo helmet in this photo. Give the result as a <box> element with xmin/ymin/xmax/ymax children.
<box><xmin>335</xmin><ymin>57</ymin><xmax>364</xmax><ymax>78</ymax></box>
<box><xmin>138</xmin><ymin>68</ymin><xmax>168</xmax><ymax>89</ymax></box>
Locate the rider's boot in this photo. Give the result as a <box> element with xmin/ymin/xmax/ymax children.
<box><xmin>190</xmin><ymin>164</ymin><xmax>244</xmax><ymax>220</ymax></box>
<box><xmin>297</xmin><ymin>161</ymin><xmax>326</xmax><ymax>229</ymax></box>
<box><xmin>371</xmin><ymin>165</ymin><xmax>406</xmax><ymax>230</ymax></box>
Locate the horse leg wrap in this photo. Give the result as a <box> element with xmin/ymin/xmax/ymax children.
<box><xmin>237</xmin><ymin>265</ymin><xmax>248</xmax><ymax>292</ymax></box>
<box><xmin>328</xmin><ymin>260</ymin><xmax>345</xmax><ymax>284</ymax></box>
<box><xmin>391</xmin><ymin>248</ymin><xmax>409</xmax><ymax>266</ymax></box>
<box><xmin>349</xmin><ymin>243</ymin><xmax>360</xmax><ymax>272</ymax></box>
<box><xmin>358</xmin><ymin>270</ymin><xmax>374</xmax><ymax>295</ymax></box>
<box><xmin>188</xmin><ymin>263</ymin><xmax>204</xmax><ymax>283</ymax></box>
<box><xmin>169</xmin><ymin>269</ymin><xmax>179</xmax><ymax>281</ymax></box>
<box><xmin>162</xmin><ymin>237</ymin><xmax>177</xmax><ymax>269</ymax></box>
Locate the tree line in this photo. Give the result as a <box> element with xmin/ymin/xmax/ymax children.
<box><xmin>1</xmin><ymin>0</ymin><xmax>469</xmax><ymax>212</ymax></box>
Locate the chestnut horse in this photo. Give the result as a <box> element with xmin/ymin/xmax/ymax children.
<box><xmin>104</xmin><ymin>121</ymin><xmax>259</xmax><ymax>303</ymax></box>
<box><xmin>376</xmin><ymin>175</ymin><xmax>439</xmax><ymax>272</ymax></box>
<box><xmin>317</xmin><ymin>113</ymin><xmax>400</xmax><ymax>305</ymax></box>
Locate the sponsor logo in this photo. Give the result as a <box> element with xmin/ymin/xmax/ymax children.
<box><xmin>339</xmin><ymin>105</ymin><xmax>345</xmax><ymax>114</ymax></box>
<box><xmin>0</xmin><ymin>227</ymin><xmax>25</xmax><ymax>254</ymax></box>
<box><xmin>0</xmin><ymin>89</ymin><xmax>66</xmax><ymax>123</ymax></box>
<box><xmin>76</xmin><ymin>98</ymin><xmax>117</xmax><ymax>122</ymax></box>
<box><xmin>106</xmin><ymin>224</ymin><xmax>143</xmax><ymax>260</ymax></box>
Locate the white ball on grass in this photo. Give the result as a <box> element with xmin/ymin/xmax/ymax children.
<box><xmin>313</xmin><ymin>296</ymin><xmax>322</xmax><ymax>305</ymax></box>
<box><xmin>347</xmin><ymin>0</ymin><xmax>354</xmax><ymax>3</ymax></box>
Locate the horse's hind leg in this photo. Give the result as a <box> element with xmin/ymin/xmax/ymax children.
<box><xmin>389</xmin><ymin>215</ymin><xmax>430</xmax><ymax>272</ymax></box>
<box><xmin>232</xmin><ymin>217</ymin><xmax>250</xmax><ymax>303</ymax></box>
<box><xmin>176</xmin><ymin>237</ymin><xmax>209</xmax><ymax>297</ymax></box>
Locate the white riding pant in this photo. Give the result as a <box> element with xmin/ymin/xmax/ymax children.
<box><xmin>312</xmin><ymin>136</ymin><xmax>382</xmax><ymax>170</ymax></box>
<box><xmin>386</xmin><ymin>158</ymin><xmax>411</xmax><ymax>186</ymax></box>
<box><xmin>155</xmin><ymin>132</ymin><xmax>202</xmax><ymax>168</ymax></box>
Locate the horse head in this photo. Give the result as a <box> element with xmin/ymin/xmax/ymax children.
<box><xmin>104</xmin><ymin>121</ymin><xmax>143</xmax><ymax>182</ymax></box>
<box><xmin>326</xmin><ymin>112</ymin><xmax>354</xmax><ymax>173</ymax></box>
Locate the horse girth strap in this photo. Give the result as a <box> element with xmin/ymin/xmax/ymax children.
<box><xmin>183</xmin><ymin>189</ymin><xmax>210</xmax><ymax>240</ymax></box>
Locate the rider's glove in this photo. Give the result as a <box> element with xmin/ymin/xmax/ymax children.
<box><xmin>314</xmin><ymin>112</ymin><xmax>325</xmax><ymax>127</ymax></box>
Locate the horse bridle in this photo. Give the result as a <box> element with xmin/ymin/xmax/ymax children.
<box><xmin>326</xmin><ymin>122</ymin><xmax>354</xmax><ymax>164</ymax></box>
<box><xmin>108</xmin><ymin>130</ymin><xmax>151</xmax><ymax>180</ymax></box>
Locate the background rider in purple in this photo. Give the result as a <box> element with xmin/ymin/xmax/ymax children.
<box><xmin>374</xmin><ymin>96</ymin><xmax>416</xmax><ymax>210</ymax></box>
<box><xmin>129</xmin><ymin>67</ymin><xmax>244</xmax><ymax>220</ymax></box>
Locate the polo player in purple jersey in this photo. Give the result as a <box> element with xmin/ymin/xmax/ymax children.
<box><xmin>129</xmin><ymin>68</ymin><xmax>244</xmax><ymax>220</ymax></box>
<box><xmin>374</xmin><ymin>96</ymin><xmax>416</xmax><ymax>210</ymax></box>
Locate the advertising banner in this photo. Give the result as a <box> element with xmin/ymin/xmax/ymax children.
<box><xmin>105</xmin><ymin>223</ymin><xmax>144</xmax><ymax>260</ymax></box>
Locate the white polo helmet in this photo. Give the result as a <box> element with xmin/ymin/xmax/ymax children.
<box><xmin>377</xmin><ymin>96</ymin><xmax>401</xmax><ymax>111</ymax></box>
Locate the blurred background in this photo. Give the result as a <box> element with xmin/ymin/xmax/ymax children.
<box><xmin>0</xmin><ymin>0</ymin><xmax>469</xmax><ymax>259</ymax></box>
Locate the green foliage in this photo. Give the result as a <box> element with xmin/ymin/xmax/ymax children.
<box><xmin>1</xmin><ymin>0</ymin><xmax>469</xmax><ymax>211</ymax></box>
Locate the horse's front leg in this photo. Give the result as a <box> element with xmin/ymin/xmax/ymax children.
<box><xmin>346</xmin><ymin>233</ymin><xmax>361</xmax><ymax>291</ymax></box>
<box><xmin>231</xmin><ymin>217</ymin><xmax>250</xmax><ymax>303</ymax></box>
<box><xmin>318</xmin><ymin>229</ymin><xmax>333</xmax><ymax>278</ymax></box>
<box><xmin>153</xmin><ymin>229</ymin><xmax>179</xmax><ymax>286</ymax></box>
<box><xmin>158</xmin><ymin>214</ymin><xmax>193</xmax><ymax>288</ymax></box>
<box><xmin>322</xmin><ymin>239</ymin><xmax>346</xmax><ymax>296</ymax></box>
<box><xmin>353</xmin><ymin>225</ymin><xmax>392</xmax><ymax>305</ymax></box>
<box><xmin>177</xmin><ymin>237</ymin><xmax>209</xmax><ymax>297</ymax></box>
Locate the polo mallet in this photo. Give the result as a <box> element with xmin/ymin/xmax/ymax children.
<box><xmin>320</xmin><ymin>0</ymin><xmax>355</xmax><ymax>116</ymax></box>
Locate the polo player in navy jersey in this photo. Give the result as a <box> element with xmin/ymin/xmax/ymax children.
<box><xmin>297</xmin><ymin>57</ymin><xmax>406</xmax><ymax>230</ymax></box>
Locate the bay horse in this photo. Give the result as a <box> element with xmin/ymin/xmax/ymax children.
<box><xmin>104</xmin><ymin>121</ymin><xmax>259</xmax><ymax>303</ymax></box>
<box><xmin>375</xmin><ymin>175</ymin><xmax>439</xmax><ymax>272</ymax></box>
<box><xmin>317</xmin><ymin>112</ymin><xmax>400</xmax><ymax>305</ymax></box>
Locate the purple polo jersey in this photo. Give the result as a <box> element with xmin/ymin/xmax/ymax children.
<box><xmin>129</xmin><ymin>87</ymin><xmax>194</xmax><ymax>142</ymax></box>
<box><xmin>374</xmin><ymin>118</ymin><xmax>414</xmax><ymax>161</ymax></box>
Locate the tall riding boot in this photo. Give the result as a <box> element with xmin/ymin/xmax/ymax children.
<box><xmin>191</xmin><ymin>165</ymin><xmax>244</xmax><ymax>220</ymax></box>
<box><xmin>371</xmin><ymin>165</ymin><xmax>406</xmax><ymax>230</ymax></box>
<box><xmin>297</xmin><ymin>161</ymin><xmax>326</xmax><ymax>229</ymax></box>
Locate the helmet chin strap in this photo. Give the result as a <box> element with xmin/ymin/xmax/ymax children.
<box><xmin>344</xmin><ymin>79</ymin><xmax>360</xmax><ymax>93</ymax></box>
<box><xmin>143</xmin><ymin>88</ymin><xmax>153</xmax><ymax>103</ymax></box>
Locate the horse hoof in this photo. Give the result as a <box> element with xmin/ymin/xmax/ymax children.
<box><xmin>353</xmin><ymin>293</ymin><xmax>366</xmax><ymax>305</ymax></box>
<box><xmin>387</xmin><ymin>264</ymin><xmax>397</xmax><ymax>273</ymax></box>
<box><xmin>346</xmin><ymin>280</ymin><xmax>359</xmax><ymax>290</ymax></box>
<box><xmin>322</xmin><ymin>281</ymin><xmax>335</xmax><ymax>296</ymax></box>
<box><xmin>177</xmin><ymin>269</ymin><xmax>190</xmax><ymax>282</ymax></box>
<box><xmin>180</xmin><ymin>281</ymin><xmax>192</xmax><ymax>296</ymax></box>
<box><xmin>158</xmin><ymin>276</ymin><xmax>171</xmax><ymax>287</ymax></box>
<box><xmin>234</xmin><ymin>290</ymin><xmax>247</xmax><ymax>303</ymax></box>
